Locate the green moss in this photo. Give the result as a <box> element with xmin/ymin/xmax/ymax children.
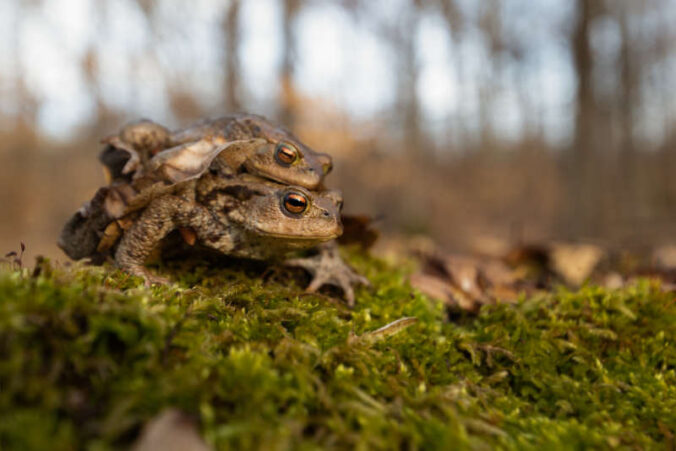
<box><xmin>0</xmin><ymin>253</ymin><xmax>674</xmax><ymax>450</ymax></box>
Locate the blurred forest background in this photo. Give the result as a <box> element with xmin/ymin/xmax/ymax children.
<box><xmin>1</xmin><ymin>0</ymin><xmax>675</xmax><ymax>261</ymax></box>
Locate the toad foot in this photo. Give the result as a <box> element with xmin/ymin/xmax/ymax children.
<box><xmin>285</xmin><ymin>243</ymin><xmax>369</xmax><ymax>307</ymax></box>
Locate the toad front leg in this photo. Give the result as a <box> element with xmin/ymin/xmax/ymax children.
<box><xmin>285</xmin><ymin>242</ymin><xmax>370</xmax><ymax>307</ymax></box>
<box><xmin>114</xmin><ymin>195</ymin><xmax>220</xmax><ymax>285</ymax></box>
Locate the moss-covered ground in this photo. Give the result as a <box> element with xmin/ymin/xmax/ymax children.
<box><xmin>1</xmin><ymin>251</ymin><xmax>675</xmax><ymax>450</ymax></box>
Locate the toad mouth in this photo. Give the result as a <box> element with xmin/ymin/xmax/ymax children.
<box><xmin>256</xmin><ymin>231</ymin><xmax>341</xmax><ymax>241</ymax></box>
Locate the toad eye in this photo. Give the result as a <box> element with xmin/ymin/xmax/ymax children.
<box><xmin>275</xmin><ymin>142</ymin><xmax>299</xmax><ymax>166</ymax></box>
<box><xmin>283</xmin><ymin>192</ymin><xmax>308</xmax><ymax>215</ymax></box>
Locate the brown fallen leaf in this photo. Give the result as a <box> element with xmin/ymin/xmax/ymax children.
<box><xmin>411</xmin><ymin>250</ymin><xmax>520</xmax><ymax>313</ymax></box>
<box><xmin>337</xmin><ymin>214</ymin><xmax>380</xmax><ymax>249</ymax></box>
<box><xmin>550</xmin><ymin>242</ymin><xmax>604</xmax><ymax>286</ymax></box>
<box><xmin>653</xmin><ymin>245</ymin><xmax>676</xmax><ymax>270</ymax></box>
<box><xmin>410</xmin><ymin>272</ymin><xmax>479</xmax><ymax>312</ymax></box>
<box><xmin>601</xmin><ymin>271</ymin><xmax>625</xmax><ymax>290</ymax></box>
<box><xmin>503</xmin><ymin>243</ymin><xmax>552</xmax><ymax>285</ymax></box>
<box><xmin>131</xmin><ymin>408</ymin><xmax>211</xmax><ymax>451</ymax></box>
<box><xmin>441</xmin><ymin>255</ymin><xmax>484</xmax><ymax>301</ymax></box>
<box><xmin>409</xmin><ymin>273</ymin><xmax>456</xmax><ymax>305</ymax></box>
<box><xmin>504</xmin><ymin>242</ymin><xmax>605</xmax><ymax>288</ymax></box>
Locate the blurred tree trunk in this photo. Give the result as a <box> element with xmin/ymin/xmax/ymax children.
<box><xmin>398</xmin><ymin>5</ymin><xmax>422</xmax><ymax>155</ymax></box>
<box><xmin>617</xmin><ymin>3</ymin><xmax>638</xmax><ymax>212</ymax></box>
<box><xmin>477</xmin><ymin>0</ymin><xmax>502</xmax><ymax>148</ymax></box>
<box><xmin>84</xmin><ymin>1</ymin><xmax>126</xmax><ymax>134</ymax></box>
<box><xmin>279</xmin><ymin>0</ymin><xmax>300</xmax><ymax>128</ymax></box>
<box><xmin>81</xmin><ymin>49</ymin><xmax>119</xmax><ymax>137</ymax></box>
<box><xmin>438</xmin><ymin>0</ymin><xmax>468</xmax><ymax>148</ymax></box>
<box><xmin>568</xmin><ymin>0</ymin><xmax>599</xmax><ymax>237</ymax></box>
<box><xmin>12</xmin><ymin>0</ymin><xmax>37</xmax><ymax>134</ymax></box>
<box><xmin>223</xmin><ymin>0</ymin><xmax>241</xmax><ymax>111</ymax></box>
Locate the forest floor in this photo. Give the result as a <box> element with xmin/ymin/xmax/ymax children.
<box><xmin>1</xmin><ymin>248</ymin><xmax>675</xmax><ymax>450</ymax></box>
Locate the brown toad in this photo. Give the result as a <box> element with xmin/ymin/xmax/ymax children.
<box><xmin>101</xmin><ymin>114</ymin><xmax>332</xmax><ymax>190</ymax></box>
<box><xmin>114</xmin><ymin>174</ymin><xmax>345</xmax><ymax>286</ymax></box>
<box><xmin>60</xmin><ymin>140</ymin><xmax>368</xmax><ymax>304</ymax></box>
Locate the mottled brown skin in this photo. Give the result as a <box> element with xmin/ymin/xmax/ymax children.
<box><xmin>108</xmin><ymin>172</ymin><xmax>367</xmax><ymax>304</ymax></box>
<box><xmin>114</xmin><ymin>174</ymin><xmax>343</xmax><ymax>285</ymax></box>
<box><xmin>100</xmin><ymin>120</ymin><xmax>172</xmax><ymax>181</ymax></box>
<box><xmin>102</xmin><ymin>114</ymin><xmax>332</xmax><ymax>189</ymax></box>
<box><xmin>171</xmin><ymin>114</ymin><xmax>333</xmax><ymax>189</ymax></box>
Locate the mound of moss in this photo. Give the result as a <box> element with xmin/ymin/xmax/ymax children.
<box><xmin>0</xmin><ymin>252</ymin><xmax>675</xmax><ymax>450</ymax></box>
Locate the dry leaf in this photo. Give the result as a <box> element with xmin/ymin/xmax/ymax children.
<box><xmin>652</xmin><ymin>245</ymin><xmax>676</xmax><ymax>270</ymax></box>
<box><xmin>411</xmin><ymin>250</ymin><xmax>520</xmax><ymax>313</ymax></box>
<box><xmin>131</xmin><ymin>409</ymin><xmax>211</xmax><ymax>451</ymax></box>
<box><xmin>337</xmin><ymin>214</ymin><xmax>380</xmax><ymax>249</ymax></box>
<box><xmin>550</xmin><ymin>243</ymin><xmax>604</xmax><ymax>286</ymax></box>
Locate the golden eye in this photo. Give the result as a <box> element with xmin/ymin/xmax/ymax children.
<box><xmin>275</xmin><ymin>142</ymin><xmax>298</xmax><ymax>166</ymax></box>
<box><xmin>283</xmin><ymin>192</ymin><xmax>308</xmax><ymax>215</ymax></box>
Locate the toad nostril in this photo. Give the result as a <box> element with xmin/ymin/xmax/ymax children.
<box><xmin>322</xmin><ymin>211</ymin><xmax>330</xmax><ymax>217</ymax></box>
